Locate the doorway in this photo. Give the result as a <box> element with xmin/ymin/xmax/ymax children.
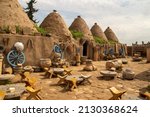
<box><xmin>83</xmin><ymin>41</ymin><xmax>88</xmax><ymax>56</ymax></box>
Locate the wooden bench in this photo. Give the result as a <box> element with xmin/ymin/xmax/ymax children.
<box><xmin>109</xmin><ymin>87</ymin><xmax>126</xmax><ymax>100</ymax></box>
<box><xmin>26</xmin><ymin>86</ymin><xmax>42</xmax><ymax>100</ymax></box>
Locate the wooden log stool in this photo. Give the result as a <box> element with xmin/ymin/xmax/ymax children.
<box><xmin>26</xmin><ymin>86</ymin><xmax>42</xmax><ymax>100</ymax></box>
<box><xmin>109</xmin><ymin>87</ymin><xmax>126</xmax><ymax>100</ymax></box>
<box><xmin>0</xmin><ymin>90</ymin><xmax>5</xmax><ymax>100</ymax></box>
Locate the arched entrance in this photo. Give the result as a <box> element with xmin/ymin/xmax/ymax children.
<box><xmin>83</xmin><ymin>41</ymin><xmax>88</xmax><ymax>56</ymax></box>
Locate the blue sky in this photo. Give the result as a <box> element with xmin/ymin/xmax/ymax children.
<box><xmin>19</xmin><ymin>0</ymin><xmax>150</xmax><ymax>45</ymax></box>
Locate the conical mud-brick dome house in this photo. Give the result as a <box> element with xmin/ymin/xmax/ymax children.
<box><xmin>104</xmin><ymin>27</ymin><xmax>119</xmax><ymax>42</ymax></box>
<box><xmin>40</xmin><ymin>10</ymin><xmax>73</xmax><ymax>42</ymax></box>
<box><xmin>69</xmin><ymin>16</ymin><xmax>94</xmax><ymax>41</ymax></box>
<box><xmin>91</xmin><ymin>23</ymin><xmax>108</xmax><ymax>43</ymax></box>
<box><xmin>0</xmin><ymin>0</ymin><xmax>37</xmax><ymax>34</ymax></box>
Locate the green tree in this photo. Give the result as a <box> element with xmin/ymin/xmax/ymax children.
<box><xmin>25</xmin><ymin>0</ymin><xmax>39</xmax><ymax>23</ymax></box>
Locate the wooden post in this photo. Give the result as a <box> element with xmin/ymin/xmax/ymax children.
<box><xmin>76</xmin><ymin>53</ymin><xmax>80</xmax><ymax>66</ymax></box>
<box><xmin>0</xmin><ymin>54</ymin><xmax>4</xmax><ymax>75</ymax></box>
<box><xmin>93</xmin><ymin>47</ymin><xmax>98</xmax><ymax>61</ymax></box>
<box><xmin>115</xmin><ymin>44</ymin><xmax>119</xmax><ymax>54</ymax></box>
<box><xmin>147</xmin><ymin>47</ymin><xmax>150</xmax><ymax>63</ymax></box>
<box><xmin>124</xmin><ymin>44</ymin><xmax>128</xmax><ymax>56</ymax></box>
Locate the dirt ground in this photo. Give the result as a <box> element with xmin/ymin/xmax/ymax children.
<box><xmin>22</xmin><ymin>57</ymin><xmax>150</xmax><ymax>100</ymax></box>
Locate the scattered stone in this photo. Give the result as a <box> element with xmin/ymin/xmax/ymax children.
<box><xmin>116</xmin><ymin>84</ymin><xmax>124</xmax><ymax>88</ymax></box>
<box><xmin>106</xmin><ymin>60</ymin><xmax>122</xmax><ymax>71</ymax></box>
<box><xmin>83</xmin><ymin>60</ymin><xmax>97</xmax><ymax>71</ymax></box>
<box><xmin>122</xmin><ymin>59</ymin><xmax>128</xmax><ymax>64</ymax></box>
<box><xmin>110</xmin><ymin>67</ymin><xmax>116</xmax><ymax>71</ymax></box>
<box><xmin>122</xmin><ymin>68</ymin><xmax>135</xmax><ymax>80</ymax></box>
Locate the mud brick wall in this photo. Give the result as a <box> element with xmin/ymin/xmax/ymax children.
<box><xmin>0</xmin><ymin>34</ymin><xmax>55</xmax><ymax>66</ymax></box>
<box><xmin>127</xmin><ymin>46</ymin><xmax>132</xmax><ymax>56</ymax></box>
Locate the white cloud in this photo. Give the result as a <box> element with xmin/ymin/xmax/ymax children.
<box><xmin>19</xmin><ymin>0</ymin><xmax>150</xmax><ymax>45</ymax></box>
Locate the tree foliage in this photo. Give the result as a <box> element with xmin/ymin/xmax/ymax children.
<box><xmin>25</xmin><ymin>0</ymin><xmax>39</xmax><ymax>23</ymax></box>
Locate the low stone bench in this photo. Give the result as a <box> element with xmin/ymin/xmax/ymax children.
<box><xmin>100</xmin><ymin>70</ymin><xmax>117</xmax><ymax>79</ymax></box>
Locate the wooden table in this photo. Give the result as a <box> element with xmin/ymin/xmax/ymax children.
<box><xmin>0</xmin><ymin>83</ymin><xmax>25</xmax><ymax>99</ymax></box>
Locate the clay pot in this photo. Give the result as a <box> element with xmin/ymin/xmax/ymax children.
<box><xmin>40</xmin><ymin>58</ymin><xmax>51</xmax><ymax>68</ymax></box>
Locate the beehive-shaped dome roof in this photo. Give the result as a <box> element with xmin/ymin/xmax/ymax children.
<box><xmin>0</xmin><ymin>0</ymin><xmax>37</xmax><ymax>34</ymax></box>
<box><xmin>69</xmin><ymin>16</ymin><xmax>94</xmax><ymax>40</ymax></box>
<box><xmin>40</xmin><ymin>10</ymin><xmax>73</xmax><ymax>41</ymax></box>
<box><xmin>91</xmin><ymin>23</ymin><xmax>108</xmax><ymax>42</ymax></box>
<box><xmin>104</xmin><ymin>27</ymin><xmax>119</xmax><ymax>42</ymax></box>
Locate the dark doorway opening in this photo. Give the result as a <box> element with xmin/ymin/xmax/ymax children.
<box><xmin>83</xmin><ymin>41</ymin><xmax>88</xmax><ymax>56</ymax></box>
